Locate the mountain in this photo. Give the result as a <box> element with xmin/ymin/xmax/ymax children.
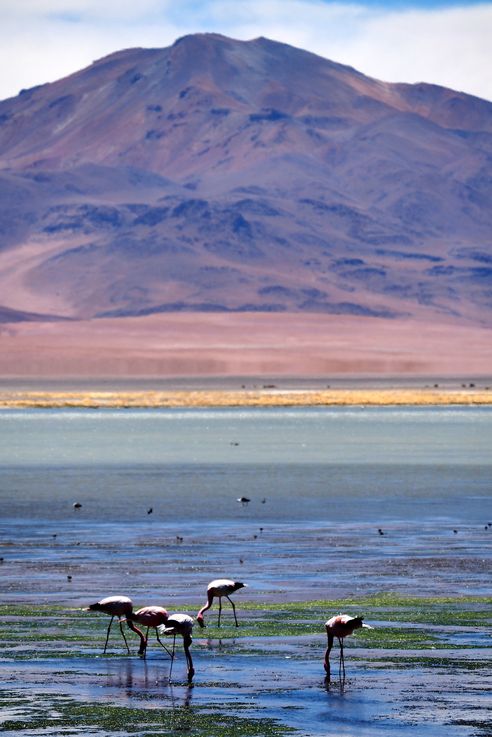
<box><xmin>0</xmin><ymin>33</ymin><xmax>491</xmax><ymax>326</ymax></box>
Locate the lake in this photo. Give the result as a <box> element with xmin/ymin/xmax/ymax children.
<box><xmin>0</xmin><ymin>406</ymin><xmax>491</xmax><ymax>736</ymax></box>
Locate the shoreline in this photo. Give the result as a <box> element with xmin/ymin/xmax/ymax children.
<box><xmin>1</xmin><ymin>386</ymin><xmax>492</xmax><ymax>408</ymax></box>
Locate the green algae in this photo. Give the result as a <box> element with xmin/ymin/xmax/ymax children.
<box><xmin>240</xmin><ymin>594</ymin><xmax>492</xmax><ymax>628</ymax></box>
<box><xmin>0</xmin><ymin>593</ymin><xmax>492</xmax><ymax>648</ymax></box>
<box><xmin>0</xmin><ymin>692</ymin><xmax>294</xmax><ymax>736</ymax></box>
<box><xmin>0</xmin><ymin>594</ymin><xmax>489</xmax><ymax>655</ymax></box>
<box><xmin>368</xmin><ymin>656</ymin><xmax>492</xmax><ymax>671</ymax></box>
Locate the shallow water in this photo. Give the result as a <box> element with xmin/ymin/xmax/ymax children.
<box><xmin>1</xmin><ymin>615</ymin><xmax>490</xmax><ymax>737</ymax></box>
<box><xmin>0</xmin><ymin>406</ymin><xmax>491</xmax><ymax>736</ymax></box>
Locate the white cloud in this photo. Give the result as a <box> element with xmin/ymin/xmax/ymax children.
<box><xmin>1</xmin><ymin>0</ymin><xmax>174</xmax><ymax>22</ymax></box>
<box><xmin>327</xmin><ymin>4</ymin><xmax>492</xmax><ymax>99</ymax></box>
<box><xmin>0</xmin><ymin>0</ymin><xmax>490</xmax><ymax>101</ymax></box>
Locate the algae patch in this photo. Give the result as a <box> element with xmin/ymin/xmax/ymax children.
<box><xmin>0</xmin><ymin>692</ymin><xmax>293</xmax><ymax>736</ymax></box>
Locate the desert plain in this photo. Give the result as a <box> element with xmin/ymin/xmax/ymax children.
<box><xmin>1</xmin><ymin>312</ymin><xmax>491</xmax><ymax>406</ymax></box>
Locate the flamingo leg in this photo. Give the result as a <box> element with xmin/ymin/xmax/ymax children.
<box><xmin>324</xmin><ymin>633</ymin><xmax>334</xmax><ymax>680</ymax></box>
<box><xmin>226</xmin><ymin>595</ymin><xmax>239</xmax><ymax>626</ymax></box>
<box><xmin>339</xmin><ymin>637</ymin><xmax>345</xmax><ymax>681</ymax></box>
<box><xmin>119</xmin><ymin>618</ymin><xmax>131</xmax><ymax>654</ymax></box>
<box><xmin>156</xmin><ymin>629</ymin><xmax>174</xmax><ymax>659</ymax></box>
<box><xmin>218</xmin><ymin>597</ymin><xmax>222</xmax><ymax>627</ymax></box>
<box><xmin>183</xmin><ymin>636</ymin><xmax>194</xmax><ymax>682</ymax></box>
<box><xmin>103</xmin><ymin>615</ymin><xmax>114</xmax><ymax>654</ymax></box>
<box><xmin>168</xmin><ymin>634</ymin><xmax>176</xmax><ymax>681</ymax></box>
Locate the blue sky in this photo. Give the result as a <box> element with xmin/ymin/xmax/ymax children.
<box><xmin>0</xmin><ymin>1</ymin><xmax>490</xmax><ymax>101</ymax></box>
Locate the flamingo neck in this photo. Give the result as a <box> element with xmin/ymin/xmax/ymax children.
<box><xmin>127</xmin><ymin>620</ymin><xmax>146</xmax><ymax>650</ymax></box>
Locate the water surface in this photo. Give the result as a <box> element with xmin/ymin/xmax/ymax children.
<box><xmin>0</xmin><ymin>406</ymin><xmax>490</xmax><ymax>736</ymax></box>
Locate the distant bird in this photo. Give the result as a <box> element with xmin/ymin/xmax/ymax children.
<box><xmin>157</xmin><ymin>613</ymin><xmax>195</xmax><ymax>681</ymax></box>
<box><xmin>378</xmin><ymin>528</ymin><xmax>384</xmax><ymax>536</ymax></box>
<box><xmin>237</xmin><ymin>497</ymin><xmax>250</xmax><ymax>505</ymax></box>
<box><xmin>85</xmin><ymin>595</ymin><xmax>145</xmax><ymax>654</ymax></box>
<box><xmin>73</xmin><ymin>502</ymin><xmax>82</xmax><ymax>509</ymax></box>
<box><xmin>127</xmin><ymin>605</ymin><xmax>169</xmax><ymax>656</ymax></box>
<box><xmin>197</xmin><ymin>579</ymin><xmax>247</xmax><ymax>628</ymax></box>
<box><xmin>147</xmin><ymin>507</ymin><xmax>153</xmax><ymax>515</ymax></box>
<box><xmin>324</xmin><ymin>614</ymin><xmax>373</xmax><ymax>682</ymax></box>
<box><xmin>67</xmin><ymin>575</ymin><xmax>72</xmax><ymax>582</ymax></box>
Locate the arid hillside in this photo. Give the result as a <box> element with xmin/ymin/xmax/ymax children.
<box><xmin>0</xmin><ymin>33</ymin><xmax>491</xmax><ymax>327</ymax></box>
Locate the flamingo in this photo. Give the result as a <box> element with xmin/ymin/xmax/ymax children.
<box><xmin>126</xmin><ymin>606</ymin><xmax>170</xmax><ymax>656</ymax></box>
<box><xmin>324</xmin><ymin>614</ymin><xmax>373</xmax><ymax>682</ymax></box>
<box><xmin>157</xmin><ymin>613</ymin><xmax>195</xmax><ymax>681</ymax></box>
<box><xmin>196</xmin><ymin>579</ymin><xmax>246</xmax><ymax>628</ymax></box>
<box><xmin>85</xmin><ymin>595</ymin><xmax>146</xmax><ymax>654</ymax></box>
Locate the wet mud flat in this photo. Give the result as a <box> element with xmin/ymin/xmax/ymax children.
<box><xmin>1</xmin><ymin>596</ymin><xmax>491</xmax><ymax>737</ymax></box>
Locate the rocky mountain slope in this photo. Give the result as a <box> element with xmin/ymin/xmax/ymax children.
<box><xmin>0</xmin><ymin>33</ymin><xmax>491</xmax><ymax>324</ymax></box>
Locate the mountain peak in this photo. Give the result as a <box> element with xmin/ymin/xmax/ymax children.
<box><xmin>0</xmin><ymin>35</ymin><xmax>490</xmax><ymax>326</ymax></box>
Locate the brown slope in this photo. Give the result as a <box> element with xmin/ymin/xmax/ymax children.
<box><xmin>0</xmin><ymin>34</ymin><xmax>490</xmax><ymax>327</ymax></box>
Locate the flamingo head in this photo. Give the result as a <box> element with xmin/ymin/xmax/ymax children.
<box><xmin>196</xmin><ymin>614</ymin><xmax>206</xmax><ymax>628</ymax></box>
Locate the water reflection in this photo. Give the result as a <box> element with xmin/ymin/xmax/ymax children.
<box><xmin>100</xmin><ymin>657</ymin><xmax>194</xmax><ymax>706</ymax></box>
<box><xmin>324</xmin><ymin>674</ymin><xmax>346</xmax><ymax>692</ymax></box>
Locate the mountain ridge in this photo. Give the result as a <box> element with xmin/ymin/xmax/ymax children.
<box><xmin>0</xmin><ymin>33</ymin><xmax>491</xmax><ymax>326</ymax></box>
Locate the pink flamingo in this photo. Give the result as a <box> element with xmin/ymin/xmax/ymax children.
<box><xmin>126</xmin><ymin>605</ymin><xmax>170</xmax><ymax>656</ymax></box>
<box><xmin>196</xmin><ymin>579</ymin><xmax>246</xmax><ymax>628</ymax></box>
<box><xmin>157</xmin><ymin>613</ymin><xmax>195</xmax><ymax>681</ymax></box>
<box><xmin>85</xmin><ymin>595</ymin><xmax>146</xmax><ymax>654</ymax></box>
<box><xmin>324</xmin><ymin>614</ymin><xmax>373</xmax><ymax>681</ymax></box>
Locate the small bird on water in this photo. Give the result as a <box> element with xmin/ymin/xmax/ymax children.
<box><xmin>324</xmin><ymin>614</ymin><xmax>373</xmax><ymax>682</ymax></box>
<box><xmin>196</xmin><ymin>579</ymin><xmax>247</xmax><ymax>628</ymax></box>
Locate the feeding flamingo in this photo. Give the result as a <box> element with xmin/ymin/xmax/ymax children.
<box><xmin>126</xmin><ymin>605</ymin><xmax>170</xmax><ymax>656</ymax></box>
<box><xmin>196</xmin><ymin>579</ymin><xmax>246</xmax><ymax>628</ymax></box>
<box><xmin>324</xmin><ymin>614</ymin><xmax>373</xmax><ymax>682</ymax></box>
<box><xmin>85</xmin><ymin>595</ymin><xmax>146</xmax><ymax>654</ymax></box>
<box><xmin>157</xmin><ymin>613</ymin><xmax>195</xmax><ymax>681</ymax></box>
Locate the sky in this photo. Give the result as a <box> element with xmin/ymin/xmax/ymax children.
<box><xmin>0</xmin><ymin>0</ymin><xmax>491</xmax><ymax>102</ymax></box>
